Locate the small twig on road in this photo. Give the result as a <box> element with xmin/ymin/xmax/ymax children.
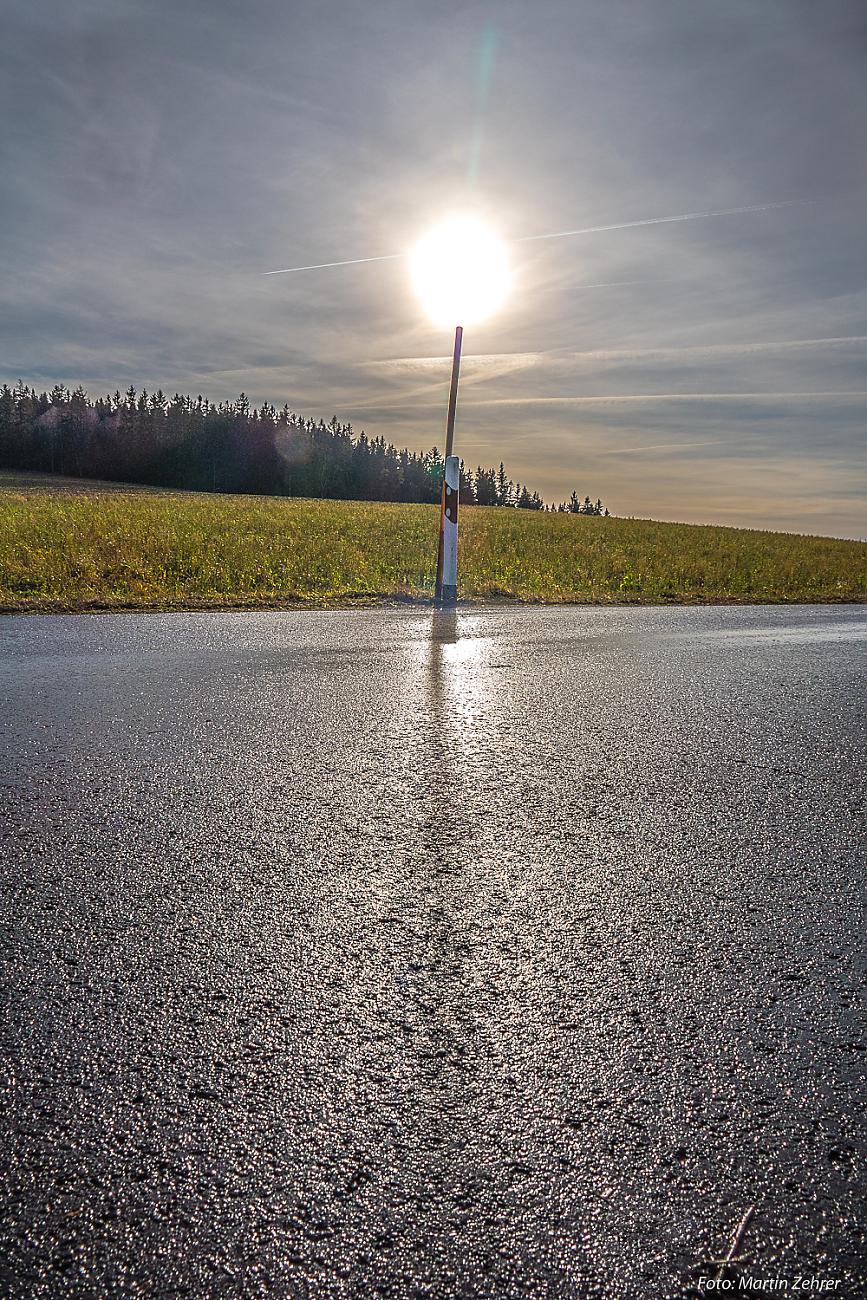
<box><xmin>714</xmin><ymin>1207</ymin><xmax>755</xmax><ymax>1281</ymax></box>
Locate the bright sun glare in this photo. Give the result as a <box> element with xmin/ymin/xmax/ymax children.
<box><xmin>409</xmin><ymin>216</ymin><xmax>511</xmax><ymax>328</ymax></box>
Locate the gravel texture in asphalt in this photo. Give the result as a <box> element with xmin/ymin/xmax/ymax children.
<box><xmin>1</xmin><ymin>605</ymin><xmax>864</xmax><ymax>1298</ymax></box>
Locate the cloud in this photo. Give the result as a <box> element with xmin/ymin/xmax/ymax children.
<box><xmin>467</xmin><ymin>391</ymin><xmax>867</xmax><ymax>406</ymax></box>
<box><xmin>1</xmin><ymin>0</ymin><xmax>866</xmax><ymax>535</ymax></box>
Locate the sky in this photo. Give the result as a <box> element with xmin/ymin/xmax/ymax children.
<box><xmin>1</xmin><ymin>0</ymin><xmax>865</xmax><ymax>537</ymax></box>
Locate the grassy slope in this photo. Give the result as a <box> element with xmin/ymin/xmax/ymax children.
<box><xmin>0</xmin><ymin>477</ymin><xmax>864</xmax><ymax>611</ymax></box>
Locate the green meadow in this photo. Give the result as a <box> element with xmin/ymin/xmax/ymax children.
<box><xmin>0</xmin><ymin>476</ymin><xmax>864</xmax><ymax>611</ymax></box>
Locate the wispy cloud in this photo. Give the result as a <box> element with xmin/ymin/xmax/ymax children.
<box><xmin>2</xmin><ymin>0</ymin><xmax>866</xmax><ymax>536</ymax></box>
<box><xmin>368</xmin><ymin>334</ymin><xmax>867</xmax><ymax>374</ymax></box>
<box><xmin>466</xmin><ymin>391</ymin><xmax>867</xmax><ymax>407</ymax></box>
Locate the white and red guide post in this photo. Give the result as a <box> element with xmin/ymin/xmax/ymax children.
<box><xmin>441</xmin><ymin>455</ymin><xmax>460</xmax><ymax>605</ymax></box>
<box><xmin>435</xmin><ymin>324</ymin><xmax>463</xmax><ymax>605</ymax></box>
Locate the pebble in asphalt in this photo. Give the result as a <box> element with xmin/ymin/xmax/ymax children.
<box><xmin>0</xmin><ymin>605</ymin><xmax>864</xmax><ymax>1298</ymax></box>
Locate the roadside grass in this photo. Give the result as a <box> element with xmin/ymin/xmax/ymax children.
<box><xmin>0</xmin><ymin>483</ymin><xmax>864</xmax><ymax>611</ymax></box>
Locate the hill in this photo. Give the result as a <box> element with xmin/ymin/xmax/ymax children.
<box><xmin>1</xmin><ymin>475</ymin><xmax>864</xmax><ymax>612</ymax></box>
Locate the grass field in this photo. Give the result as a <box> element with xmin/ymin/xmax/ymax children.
<box><xmin>0</xmin><ymin>473</ymin><xmax>864</xmax><ymax>611</ymax></box>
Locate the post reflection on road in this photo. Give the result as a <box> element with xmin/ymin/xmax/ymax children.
<box><xmin>386</xmin><ymin>607</ymin><xmax>497</xmax><ymax>1168</ymax></box>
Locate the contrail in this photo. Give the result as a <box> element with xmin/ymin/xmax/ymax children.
<box><xmin>262</xmin><ymin>251</ymin><xmax>403</xmax><ymax>276</ymax></box>
<box><xmin>515</xmin><ymin>198</ymin><xmax>815</xmax><ymax>245</ymax></box>
<box><xmin>262</xmin><ymin>197</ymin><xmax>814</xmax><ymax>276</ymax></box>
<box><xmin>596</xmin><ymin>437</ymin><xmax>730</xmax><ymax>455</ymax></box>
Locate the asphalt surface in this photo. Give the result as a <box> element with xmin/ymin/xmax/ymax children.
<box><xmin>1</xmin><ymin>605</ymin><xmax>864</xmax><ymax>1299</ymax></box>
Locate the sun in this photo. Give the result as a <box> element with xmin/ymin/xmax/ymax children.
<box><xmin>409</xmin><ymin>216</ymin><xmax>511</xmax><ymax>328</ymax></box>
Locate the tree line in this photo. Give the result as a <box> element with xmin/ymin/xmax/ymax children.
<box><xmin>0</xmin><ymin>381</ymin><xmax>609</xmax><ymax>514</ymax></box>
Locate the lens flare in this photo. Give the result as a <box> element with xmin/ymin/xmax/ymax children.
<box><xmin>409</xmin><ymin>217</ymin><xmax>511</xmax><ymax>328</ymax></box>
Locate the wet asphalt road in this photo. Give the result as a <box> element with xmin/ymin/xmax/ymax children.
<box><xmin>1</xmin><ymin>605</ymin><xmax>864</xmax><ymax>1299</ymax></box>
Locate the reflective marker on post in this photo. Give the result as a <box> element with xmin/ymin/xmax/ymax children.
<box><xmin>441</xmin><ymin>454</ymin><xmax>460</xmax><ymax>605</ymax></box>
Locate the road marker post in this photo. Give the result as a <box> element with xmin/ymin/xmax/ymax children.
<box><xmin>441</xmin><ymin>455</ymin><xmax>460</xmax><ymax>605</ymax></box>
<box><xmin>435</xmin><ymin>324</ymin><xmax>463</xmax><ymax>602</ymax></box>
